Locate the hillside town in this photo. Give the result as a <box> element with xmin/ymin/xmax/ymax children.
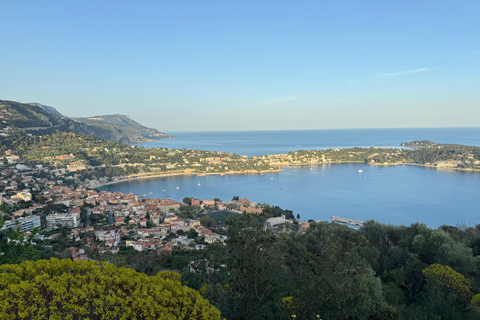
<box><xmin>0</xmin><ymin>150</ymin><xmax>305</xmax><ymax>261</ymax></box>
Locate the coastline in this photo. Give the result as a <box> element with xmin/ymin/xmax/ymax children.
<box><xmin>89</xmin><ymin>168</ymin><xmax>282</xmax><ymax>188</ymax></box>
<box><xmin>281</xmin><ymin>161</ymin><xmax>480</xmax><ymax>173</ymax></box>
<box><xmin>91</xmin><ymin>161</ymin><xmax>479</xmax><ymax>189</ymax></box>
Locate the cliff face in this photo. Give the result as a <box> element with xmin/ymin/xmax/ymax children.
<box><xmin>0</xmin><ymin>99</ymin><xmax>175</xmax><ymax>143</ymax></box>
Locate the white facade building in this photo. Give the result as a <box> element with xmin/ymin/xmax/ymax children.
<box><xmin>46</xmin><ymin>212</ymin><xmax>80</xmax><ymax>228</ymax></box>
<box><xmin>2</xmin><ymin>215</ymin><xmax>41</xmax><ymax>232</ymax></box>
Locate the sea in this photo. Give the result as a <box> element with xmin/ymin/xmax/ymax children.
<box><xmin>101</xmin><ymin>128</ymin><xmax>480</xmax><ymax>228</ymax></box>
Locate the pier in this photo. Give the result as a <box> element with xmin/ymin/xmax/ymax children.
<box><xmin>331</xmin><ymin>215</ymin><xmax>364</xmax><ymax>227</ymax></box>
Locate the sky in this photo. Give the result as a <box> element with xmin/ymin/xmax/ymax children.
<box><xmin>1</xmin><ymin>1</ymin><xmax>479</xmax><ymax>132</ymax></box>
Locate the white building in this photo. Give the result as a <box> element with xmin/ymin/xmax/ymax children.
<box><xmin>46</xmin><ymin>212</ymin><xmax>80</xmax><ymax>228</ymax></box>
<box><xmin>264</xmin><ymin>215</ymin><xmax>293</xmax><ymax>232</ymax></box>
<box><xmin>2</xmin><ymin>215</ymin><xmax>41</xmax><ymax>232</ymax></box>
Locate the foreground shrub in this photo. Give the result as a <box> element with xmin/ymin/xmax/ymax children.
<box><xmin>0</xmin><ymin>258</ymin><xmax>221</xmax><ymax>320</ymax></box>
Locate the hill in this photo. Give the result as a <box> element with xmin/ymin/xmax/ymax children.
<box><xmin>0</xmin><ymin>99</ymin><xmax>175</xmax><ymax>143</ymax></box>
<box><xmin>28</xmin><ymin>102</ymin><xmax>64</xmax><ymax>117</ymax></box>
<box><xmin>72</xmin><ymin>114</ymin><xmax>174</xmax><ymax>142</ymax></box>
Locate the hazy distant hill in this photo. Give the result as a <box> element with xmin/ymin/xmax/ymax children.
<box><xmin>71</xmin><ymin>114</ymin><xmax>175</xmax><ymax>142</ymax></box>
<box><xmin>28</xmin><ymin>102</ymin><xmax>64</xmax><ymax>117</ymax></box>
<box><xmin>0</xmin><ymin>99</ymin><xmax>175</xmax><ymax>143</ymax></box>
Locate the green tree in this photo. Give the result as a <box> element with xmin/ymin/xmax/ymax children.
<box><xmin>0</xmin><ymin>225</ymin><xmax>39</xmax><ymax>266</ymax></box>
<box><xmin>418</xmin><ymin>264</ymin><xmax>476</xmax><ymax>319</ymax></box>
<box><xmin>0</xmin><ymin>258</ymin><xmax>222</xmax><ymax>319</ymax></box>
<box><xmin>200</xmin><ymin>215</ymin><xmax>213</xmax><ymax>228</ymax></box>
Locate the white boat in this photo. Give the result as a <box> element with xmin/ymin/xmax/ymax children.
<box><xmin>176</xmin><ymin>187</ymin><xmax>179</xmax><ymax>189</ymax></box>
<box><xmin>270</xmin><ymin>177</ymin><xmax>274</xmax><ymax>180</ymax></box>
<box><xmin>358</xmin><ymin>169</ymin><xmax>363</xmax><ymax>173</ymax></box>
<box><xmin>162</xmin><ymin>189</ymin><xmax>166</xmax><ymax>192</ymax></box>
<box><xmin>198</xmin><ymin>183</ymin><xmax>201</xmax><ymax>186</ymax></box>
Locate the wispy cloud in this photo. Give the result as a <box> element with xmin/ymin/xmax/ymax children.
<box><xmin>374</xmin><ymin>67</ymin><xmax>429</xmax><ymax>78</ymax></box>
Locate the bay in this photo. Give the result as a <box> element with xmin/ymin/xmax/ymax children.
<box><xmin>103</xmin><ymin>128</ymin><xmax>480</xmax><ymax>228</ymax></box>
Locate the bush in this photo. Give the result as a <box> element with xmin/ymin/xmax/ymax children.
<box><xmin>0</xmin><ymin>258</ymin><xmax>222</xmax><ymax>320</ymax></box>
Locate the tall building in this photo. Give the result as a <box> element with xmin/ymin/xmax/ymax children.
<box><xmin>2</xmin><ymin>215</ymin><xmax>41</xmax><ymax>232</ymax></box>
<box><xmin>46</xmin><ymin>212</ymin><xmax>80</xmax><ymax>228</ymax></box>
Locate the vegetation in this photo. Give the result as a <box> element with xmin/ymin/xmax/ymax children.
<box><xmin>0</xmin><ymin>99</ymin><xmax>173</xmax><ymax>143</ymax></box>
<box><xmin>177</xmin><ymin>218</ymin><xmax>480</xmax><ymax>320</ymax></box>
<box><xmin>0</xmin><ymin>258</ymin><xmax>222</xmax><ymax>320</ymax></box>
<box><xmin>285</xmin><ymin>143</ymin><xmax>480</xmax><ymax>169</ymax></box>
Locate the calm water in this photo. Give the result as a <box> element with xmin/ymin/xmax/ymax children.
<box><xmin>104</xmin><ymin>128</ymin><xmax>480</xmax><ymax>228</ymax></box>
<box><xmin>137</xmin><ymin>128</ymin><xmax>480</xmax><ymax>157</ymax></box>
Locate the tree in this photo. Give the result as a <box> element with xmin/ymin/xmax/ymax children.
<box><xmin>0</xmin><ymin>204</ymin><xmax>11</xmax><ymax>214</ymax></box>
<box><xmin>0</xmin><ymin>258</ymin><xmax>222</xmax><ymax>319</ymax></box>
<box><xmin>419</xmin><ymin>264</ymin><xmax>476</xmax><ymax>319</ymax></box>
<box><xmin>422</xmin><ymin>263</ymin><xmax>473</xmax><ymax>302</ymax></box>
<box><xmin>183</xmin><ymin>197</ymin><xmax>192</xmax><ymax>205</ymax></box>
<box><xmin>0</xmin><ymin>223</ymin><xmax>39</xmax><ymax>266</ymax></box>
<box><xmin>187</xmin><ymin>228</ymin><xmax>199</xmax><ymax>239</ymax></box>
<box><xmin>200</xmin><ymin>215</ymin><xmax>213</xmax><ymax>228</ymax></box>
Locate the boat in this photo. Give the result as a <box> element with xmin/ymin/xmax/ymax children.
<box><xmin>358</xmin><ymin>169</ymin><xmax>363</xmax><ymax>173</ymax></box>
<box><xmin>176</xmin><ymin>187</ymin><xmax>179</xmax><ymax>189</ymax></box>
<box><xmin>162</xmin><ymin>189</ymin><xmax>166</xmax><ymax>192</ymax></box>
<box><xmin>198</xmin><ymin>183</ymin><xmax>201</xmax><ymax>186</ymax></box>
<box><xmin>270</xmin><ymin>177</ymin><xmax>274</xmax><ymax>180</ymax></box>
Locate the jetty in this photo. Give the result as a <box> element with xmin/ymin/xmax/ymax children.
<box><xmin>331</xmin><ymin>215</ymin><xmax>364</xmax><ymax>227</ymax></box>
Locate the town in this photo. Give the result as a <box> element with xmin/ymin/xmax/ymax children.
<box><xmin>0</xmin><ymin>148</ymin><xmax>307</xmax><ymax>262</ymax></box>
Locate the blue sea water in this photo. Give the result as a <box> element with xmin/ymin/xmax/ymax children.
<box><xmin>136</xmin><ymin>128</ymin><xmax>480</xmax><ymax>157</ymax></box>
<box><xmin>103</xmin><ymin>128</ymin><xmax>480</xmax><ymax>228</ymax></box>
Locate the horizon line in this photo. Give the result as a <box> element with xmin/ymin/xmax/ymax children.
<box><xmin>165</xmin><ymin>126</ymin><xmax>480</xmax><ymax>134</ymax></box>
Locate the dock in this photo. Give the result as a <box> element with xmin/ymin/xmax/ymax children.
<box><xmin>331</xmin><ymin>215</ymin><xmax>364</xmax><ymax>227</ymax></box>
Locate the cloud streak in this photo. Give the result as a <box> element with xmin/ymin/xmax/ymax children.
<box><xmin>374</xmin><ymin>67</ymin><xmax>429</xmax><ymax>78</ymax></box>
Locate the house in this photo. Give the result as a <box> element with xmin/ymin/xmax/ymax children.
<box><xmin>264</xmin><ymin>215</ymin><xmax>293</xmax><ymax>232</ymax></box>
<box><xmin>205</xmin><ymin>234</ymin><xmax>227</xmax><ymax>244</ymax></box>
<box><xmin>115</xmin><ymin>217</ymin><xmax>124</xmax><ymax>226</ymax></box>
<box><xmin>160</xmin><ymin>201</ymin><xmax>181</xmax><ymax>212</ymax></box>
<box><xmin>240</xmin><ymin>205</ymin><xmax>262</xmax><ymax>215</ymax></box>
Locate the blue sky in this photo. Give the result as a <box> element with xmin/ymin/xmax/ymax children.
<box><xmin>1</xmin><ymin>1</ymin><xmax>479</xmax><ymax>132</ymax></box>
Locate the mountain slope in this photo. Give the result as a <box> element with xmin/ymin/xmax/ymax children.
<box><xmin>28</xmin><ymin>102</ymin><xmax>63</xmax><ymax>117</ymax></box>
<box><xmin>0</xmin><ymin>99</ymin><xmax>174</xmax><ymax>143</ymax></box>
<box><xmin>71</xmin><ymin>114</ymin><xmax>174</xmax><ymax>142</ymax></box>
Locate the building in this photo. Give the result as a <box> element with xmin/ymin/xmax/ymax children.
<box><xmin>46</xmin><ymin>212</ymin><xmax>80</xmax><ymax>228</ymax></box>
<box><xmin>67</xmin><ymin>161</ymin><xmax>87</xmax><ymax>172</ymax></box>
<box><xmin>11</xmin><ymin>191</ymin><xmax>32</xmax><ymax>202</ymax></box>
<box><xmin>2</xmin><ymin>215</ymin><xmax>41</xmax><ymax>232</ymax></box>
<box><xmin>264</xmin><ymin>215</ymin><xmax>293</xmax><ymax>232</ymax></box>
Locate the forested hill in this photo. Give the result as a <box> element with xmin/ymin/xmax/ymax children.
<box><xmin>0</xmin><ymin>99</ymin><xmax>174</xmax><ymax>143</ymax></box>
